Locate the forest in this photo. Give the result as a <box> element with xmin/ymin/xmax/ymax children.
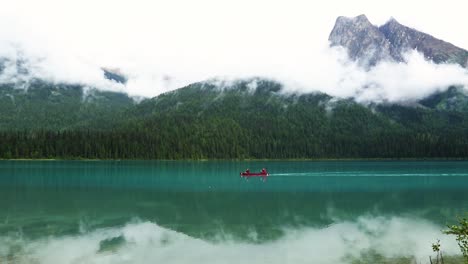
<box><xmin>1</xmin><ymin>80</ymin><xmax>468</xmax><ymax>159</ymax></box>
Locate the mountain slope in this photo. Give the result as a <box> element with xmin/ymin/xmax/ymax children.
<box><xmin>1</xmin><ymin>79</ymin><xmax>468</xmax><ymax>159</ymax></box>
<box><xmin>0</xmin><ymin>81</ymin><xmax>135</xmax><ymax>130</ymax></box>
<box><xmin>111</xmin><ymin>79</ymin><xmax>468</xmax><ymax>159</ymax></box>
<box><xmin>379</xmin><ymin>18</ymin><xmax>468</xmax><ymax>66</ymax></box>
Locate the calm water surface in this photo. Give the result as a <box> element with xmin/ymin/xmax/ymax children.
<box><xmin>0</xmin><ymin>160</ymin><xmax>467</xmax><ymax>263</ymax></box>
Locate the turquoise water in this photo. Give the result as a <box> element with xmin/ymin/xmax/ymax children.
<box><xmin>0</xmin><ymin>160</ymin><xmax>467</xmax><ymax>263</ymax></box>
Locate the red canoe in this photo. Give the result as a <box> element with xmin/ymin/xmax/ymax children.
<box><xmin>240</xmin><ymin>168</ymin><xmax>269</xmax><ymax>177</ymax></box>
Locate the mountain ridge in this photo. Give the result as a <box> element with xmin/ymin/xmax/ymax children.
<box><xmin>329</xmin><ymin>14</ymin><xmax>468</xmax><ymax>67</ymax></box>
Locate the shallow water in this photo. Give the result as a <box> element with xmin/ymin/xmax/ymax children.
<box><xmin>0</xmin><ymin>160</ymin><xmax>467</xmax><ymax>263</ymax></box>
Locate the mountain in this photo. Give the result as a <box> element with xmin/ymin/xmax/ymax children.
<box><xmin>0</xmin><ymin>16</ymin><xmax>468</xmax><ymax>159</ymax></box>
<box><xmin>329</xmin><ymin>15</ymin><xmax>468</xmax><ymax>67</ymax></box>
<box><xmin>3</xmin><ymin>79</ymin><xmax>467</xmax><ymax>159</ymax></box>
<box><xmin>0</xmin><ymin>49</ymin><xmax>135</xmax><ymax>130</ymax></box>
<box><xmin>328</xmin><ymin>15</ymin><xmax>394</xmax><ymax>66</ymax></box>
<box><xmin>0</xmin><ymin>81</ymin><xmax>135</xmax><ymax>130</ymax></box>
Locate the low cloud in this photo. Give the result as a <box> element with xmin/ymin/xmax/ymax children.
<box><xmin>276</xmin><ymin>49</ymin><xmax>468</xmax><ymax>103</ymax></box>
<box><xmin>0</xmin><ymin>3</ymin><xmax>467</xmax><ymax>102</ymax></box>
<box><xmin>0</xmin><ymin>38</ymin><xmax>467</xmax><ymax>103</ymax></box>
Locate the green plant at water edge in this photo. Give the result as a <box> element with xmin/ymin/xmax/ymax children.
<box><xmin>444</xmin><ymin>217</ymin><xmax>468</xmax><ymax>263</ymax></box>
<box><xmin>431</xmin><ymin>239</ymin><xmax>444</xmax><ymax>264</ymax></box>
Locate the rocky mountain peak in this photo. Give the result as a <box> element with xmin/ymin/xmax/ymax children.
<box><xmin>385</xmin><ymin>17</ymin><xmax>400</xmax><ymax>26</ymax></box>
<box><xmin>334</xmin><ymin>14</ymin><xmax>371</xmax><ymax>27</ymax></box>
<box><xmin>329</xmin><ymin>14</ymin><xmax>392</xmax><ymax>67</ymax></box>
<box><xmin>329</xmin><ymin>15</ymin><xmax>468</xmax><ymax>68</ymax></box>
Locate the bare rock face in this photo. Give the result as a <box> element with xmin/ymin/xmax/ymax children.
<box><xmin>329</xmin><ymin>15</ymin><xmax>393</xmax><ymax>67</ymax></box>
<box><xmin>329</xmin><ymin>15</ymin><xmax>468</xmax><ymax>68</ymax></box>
<box><xmin>379</xmin><ymin>18</ymin><xmax>468</xmax><ymax>66</ymax></box>
<box><xmin>102</xmin><ymin>67</ymin><xmax>128</xmax><ymax>84</ymax></box>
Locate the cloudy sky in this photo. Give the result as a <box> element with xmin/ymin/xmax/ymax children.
<box><xmin>1</xmin><ymin>0</ymin><xmax>467</xmax><ymax>100</ymax></box>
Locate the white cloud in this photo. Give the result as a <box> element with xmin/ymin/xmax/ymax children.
<box><xmin>0</xmin><ymin>0</ymin><xmax>467</xmax><ymax>100</ymax></box>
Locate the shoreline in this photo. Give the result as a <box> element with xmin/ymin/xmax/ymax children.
<box><xmin>1</xmin><ymin>157</ymin><xmax>468</xmax><ymax>162</ymax></box>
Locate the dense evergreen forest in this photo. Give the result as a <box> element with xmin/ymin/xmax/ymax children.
<box><xmin>1</xmin><ymin>79</ymin><xmax>468</xmax><ymax>159</ymax></box>
<box><xmin>0</xmin><ymin>82</ymin><xmax>134</xmax><ymax>130</ymax></box>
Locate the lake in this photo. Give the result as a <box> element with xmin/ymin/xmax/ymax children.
<box><xmin>0</xmin><ymin>160</ymin><xmax>467</xmax><ymax>263</ymax></box>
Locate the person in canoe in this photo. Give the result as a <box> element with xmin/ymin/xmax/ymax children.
<box><xmin>240</xmin><ymin>168</ymin><xmax>269</xmax><ymax>177</ymax></box>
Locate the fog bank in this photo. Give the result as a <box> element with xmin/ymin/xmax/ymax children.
<box><xmin>0</xmin><ymin>0</ymin><xmax>467</xmax><ymax>101</ymax></box>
